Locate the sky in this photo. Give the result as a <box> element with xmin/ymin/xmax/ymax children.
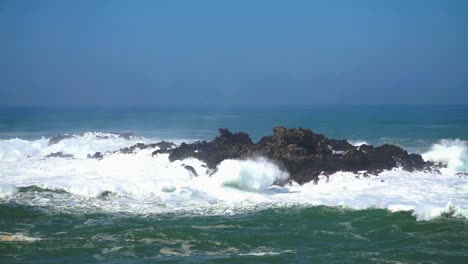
<box><xmin>0</xmin><ymin>0</ymin><xmax>467</xmax><ymax>106</ymax></box>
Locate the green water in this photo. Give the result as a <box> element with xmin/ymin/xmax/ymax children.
<box><xmin>1</xmin><ymin>105</ymin><xmax>468</xmax><ymax>262</ymax></box>
<box><xmin>1</xmin><ymin>204</ymin><xmax>466</xmax><ymax>263</ymax></box>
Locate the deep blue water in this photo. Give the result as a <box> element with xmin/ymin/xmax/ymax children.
<box><xmin>1</xmin><ymin>105</ymin><xmax>467</xmax><ymax>151</ymax></box>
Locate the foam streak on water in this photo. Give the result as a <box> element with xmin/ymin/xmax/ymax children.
<box><xmin>0</xmin><ymin>133</ymin><xmax>467</xmax><ymax>221</ymax></box>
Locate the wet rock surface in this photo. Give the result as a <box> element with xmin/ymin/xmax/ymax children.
<box><xmin>48</xmin><ymin>134</ymin><xmax>76</xmax><ymax>146</ymax></box>
<box><xmin>160</xmin><ymin>127</ymin><xmax>433</xmax><ymax>184</ymax></box>
<box><xmin>119</xmin><ymin>141</ymin><xmax>176</xmax><ymax>154</ymax></box>
<box><xmin>183</xmin><ymin>165</ymin><xmax>198</xmax><ymax>177</ymax></box>
<box><xmin>87</xmin><ymin>141</ymin><xmax>176</xmax><ymax>159</ymax></box>
<box><xmin>45</xmin><ymin>152</ymin><xmax>74</xmax><ymax>158</ymax></box>
<box><xmin>87</xmin><ymin>152</ymin><xmax>104</xmax><ymax>160</ymax></box>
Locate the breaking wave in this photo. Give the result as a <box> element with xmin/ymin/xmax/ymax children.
<box><xmin>0</xmin><ymin>132</ymin><xmax>189</xmax><ymax>161</ymax></box>
<box><xmin>422</xmin><ymin>139</ymin><xmax>468</xmax><ymax>172</ymax></box>
<box><xmin>215</xmin><ymin>158</ymin><xmax>289</xmax><ymax>191</ymax></box>
<box><xmin>0</xmin><ymin>133</ymin><xmax>467</xmax><ymax>221</ymax></box>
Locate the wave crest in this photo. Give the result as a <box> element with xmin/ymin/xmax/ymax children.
<box><xmin>214</xmin><ymin>158</ymin><xmax>289</xmax><ymax>191</ymax></box>
<box><xmin>422</xmin><ymin>139</ymin><xmax>468</xmax><ymax>172</ymax></box>
<box><xmin>0</xmin><ymin>132</ymin><xmax>146</xmax><ymax>161</ymax></box>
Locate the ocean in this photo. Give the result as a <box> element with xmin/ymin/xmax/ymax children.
<box><xmin>0</xmin><ymin>105</ymin><xmax>467</xmax><ymax>263</ymax></box>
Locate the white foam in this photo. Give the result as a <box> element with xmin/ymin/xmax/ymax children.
<box><xmin>422</xmin><ymin>139</ymin><xmax>468</xmax><ymax>172</ymax></box>
<box><xmin>0</xmin><ymin>132</ymin><xmax>190</xmax><ymax>161</ymax></box>
<box><xmin>0</xmin><ymin>137</ymin><xmax>467</xmax><ymax>221</ymax></box>
<box><xmin>0</xmin><ymin>138</ymin><xmax>48</xmax><ymax>161</ymax></box>
<box><xmin>349</xmin><ymin>140</ymin><xmax>368</xmax><ymax>147</ymax></box>
<box><xmin>0</xmin><ymin>232</ymin><xmax>42</xmax><ymax>242</ymax></box>
<box><xmin>213</xmin><ymin>158</ymin><xmax>288</xmax><ymax>191</ymax></box>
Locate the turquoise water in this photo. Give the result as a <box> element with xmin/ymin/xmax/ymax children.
<box><xmin>1</xmin><ymin>105</ymin><xmax>467</xmax><ymax>145</ymax></box>
<box><xmin>1</xmin><ymin>105</ymin><xmax>467</xmax><ymax>263</ymax></box>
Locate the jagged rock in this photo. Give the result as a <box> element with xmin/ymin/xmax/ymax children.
<box><xmin>112</xmin><ymin>132</ymin><xmax>135</xmax><ymax>140</ymax></box>
<box><xmin>94</xmin><ymin>132</ymin><xmax>135</xmax><ymax>140</ymax></box>
<box><xmin>119</xmin><ymin>141</ymin><xmax>176</xmax><ymax>154</ymax></box>
<box><xmin>97</xmin><ymin>190</ymin><xmax>116</xmax><ymax>200</ymax></box>
<box><xmin>87</xmin><ymin>152</ymin><xmax>104</xmax><ymax>160</ymax></box>
<box><xmin>184</xmin><ymin>165</ymin><xmax>198</xmax><ymax>177</ymax></box>
<box><xmin>166</xmin><ymin>129</ymin><xmax>254</xmax><ymax>168</ymax></box>
<box><xmin>155</xmin><ymin>141</ymin><xmax>176</xmax><ymax>149</ymax></box>
<box><xmin>48</xmin><ymin>134</ymin><xmax>75</xmax><ymax>146</ymax></box>
<box><xmin>161</xmin><ymin>127</ymin><xmax>433</xmax><ymax>184</ymax></box>
<box><xmin>45</xmin><ymin>152</ymin><xmax>74</xmax><ymax>158</ymax></box>
<box><xmin>85</xmin><ymin>141</ymin><xmax>176</xmax><ymax>160</ymax></box>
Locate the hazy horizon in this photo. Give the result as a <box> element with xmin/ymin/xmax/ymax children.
<box><xmin>1</xmin><ymin>2</ymin><xmax>468</xmax><ymax>263</ymax></box>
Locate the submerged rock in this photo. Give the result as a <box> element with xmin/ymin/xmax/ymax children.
<box><xmin>86</xmin><ymin>141</ymin><xmax>176</xmax><ymax>160</ymax></box>
<box><xmin>120</xmin><ymin>141</ymin><xmax>176</xmax><ymax>154</ymax></box>
<box><xmin>45</xmin><ymin>152</ymin><xmax>74</xmax><ymax>158</ymax></box>
<box><xmin>110</xmin><ymin>132</ymin><xmax>135</xmax><ymax>140</ymax></box>
<box><xmin>87</xmin><ymin>152</ymin><xmax>104</xmax><ymax>160</ymax></box>
<box><xmin>48</xmin><ymin>134</ymin><xmax>75</xmax><ymax>146</ymax></box>
<box><xmin>183</xmin><ymin>165</ymin><xmax>198</xmax><ymax>177</ymax></box>
<box><xmin>161</xmin><ymin>127</ymin><xmax>433</xmax><ymax>184</ymax></box>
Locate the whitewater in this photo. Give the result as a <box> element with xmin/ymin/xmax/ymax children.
<box><xmin>0</xmin><ymin>132</ymin><xmax>467</xmax><ymax>221</ymax></box>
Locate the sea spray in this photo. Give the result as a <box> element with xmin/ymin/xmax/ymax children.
<box><xmin>0</xmin><ymin>183</ymin><xmax>17</xmax><ymax>197</ymax></box>
<box><xmin>213</xmin><ymin>158</ymin><xmax>289</xmax><ymax>191</ymax></box>
<box><xmin>422</xmin><ymin>139</ymin><xmax>468</xmax><ymax>172</ymax></box>
<box><xmin>0</xmin><ymin>132</ymin><xmax>190</xmax><ymax>161</ymax></box>
<box><xmin>0</xmin><ymin>134</ymin><xmax>467</xmax><ymax>221</ymax></box>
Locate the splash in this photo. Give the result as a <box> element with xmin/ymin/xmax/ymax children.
<box><xmin>422</xmin><ymin>139</ymin><xmax>468</xmax><ymax>172</ymax></box>
<box><xmin>349</xmin><ymin>140</ymin><xmax>368</xmax><ymax>147</ymax></box>
<box><xmin>214</xmin><ymin>158</ymin><xmax>289</xmax><ymax>191</ymax></box>
<box><xmin>0</xmin><ymin>134</ymin><xmax>467</xmax><ymax>221</ymax></box>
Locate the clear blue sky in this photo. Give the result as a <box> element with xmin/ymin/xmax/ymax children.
<box><xmin>0</xmin><ymin>0</ymin><xmax>467</xmax><ymax>106</ymax></box>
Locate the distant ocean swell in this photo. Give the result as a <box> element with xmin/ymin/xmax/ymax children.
<box><xmin>0</xmin><ymin>132</ymin><xmax>467</xmax><ymax>221</ymax></box>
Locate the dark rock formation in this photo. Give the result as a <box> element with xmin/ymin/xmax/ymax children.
<box><xmin>160</xmin><ymin>127</ymin><xmax>432</xmax><ymax>184</ymax></box>
<box><xmin>120</xmin><ymin>141</ymin><xmax>175</xmax><ymax>154</ymax></box>
<box><xmin>45</xmin><ymin>152</ymin><xmax>74</xmax><ymax>158</ymax></box>
<box><xmin>95</xmin><ymin>132</ymin><xmax>135</xmax><ymax>140</ymax></box>
<box><xmin>87</xmin><ymin>152</ymin><xmax>104</xmax><ymax>160</ymax></box>
<box><xmin>110</xmin><ymin>132</ymin><xmax>135</xmax><ymax>140</ymax></box>
<box><xmin>48</xmin><ymin>134</ymin><xmax>75</xmax><ymax>146</ymax></box>
<box><xmin>86</xmin><ymin>141</ymin><xmax>176</xmax><ymax>160</ymax></box>
<box><xmin>183</xmin><ymin>165</ymin><xmax>198</xmax><ymax>177</ymax></box>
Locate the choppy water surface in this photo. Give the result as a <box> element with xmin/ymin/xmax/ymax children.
<box><xmin>0</xmin><ymin>105</ymin><xmax>467</xmax><ymax>263</ymax></box>
<box><xmin>1</xmin><ymin>204</ymin><xmax>467</xmax><ymax>263</ymax></box>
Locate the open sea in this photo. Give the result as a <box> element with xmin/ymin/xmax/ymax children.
<box><xmin>0</xmin><ymin>105</ymin><xmax>467</xmax><ymax>263</ymax></box>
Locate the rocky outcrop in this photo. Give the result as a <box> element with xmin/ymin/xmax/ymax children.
<box><xmin>119</xmin><ymin>141</ymin><xmax>175</xmax><ymax>154</ymax></box>
<box><xmin>87</xmin><ymin>152</ymin><xmax>104</xmax><ymax>160</ymax></box>
<box><xmin>183</xmin><ymin>165</ymin><xmax>198</xmax><ymax>177</ymax></box>
<box><xmin>46</xmin><ymin>152</ymin><xmax>74</xmax><ymax>158</ymax></box>
<box><xmin>48</xmin><ymin>134</ymin><xmax>75</xmax><ymax>146</ymax></box>
<box><xmin>86</xmin><ymin>141</ymin><xmax>176</xmax><ymax>159</ymax></box>
<box><xmin>160</xmin><ymin>127</ymin><xmax>432</xmax><ymax>184</ymax></box>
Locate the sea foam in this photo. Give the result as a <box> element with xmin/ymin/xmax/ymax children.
<box><xmin>0</xmin><ymin>134</ymin><xmax>467</xmax><ymax>221</ymax></box>
<box><xmin>422</xmin><ymin>139</ymin><xmax>468</xmax><ymax>172</ymax></box>
<box><xmin>0</xmin><ymin>132</ymin><xmax>189</xmax><ymax>161</ymax></box>
<box><xmin>214</xmin><ymin>158</ymin><xmax>288</xmax><ymax>191</ymax></box>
